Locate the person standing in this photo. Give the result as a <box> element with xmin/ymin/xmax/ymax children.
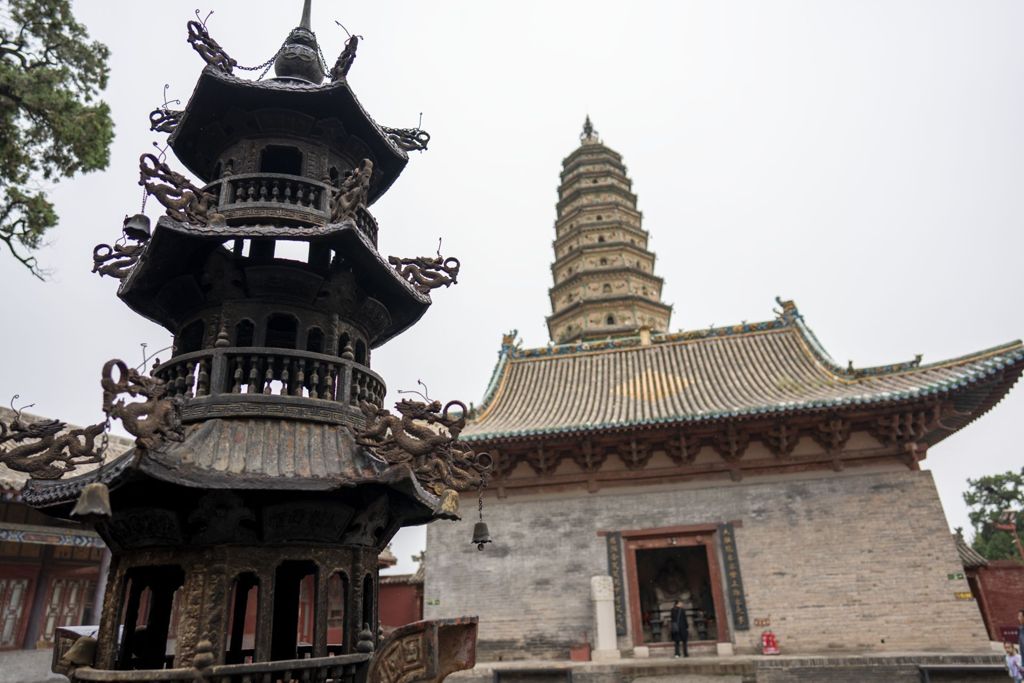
<box><xmin>1018</xmin><ymin>610</ymin><xmax>1024</xmax><ymax>657</ymax></box>
<box><xmin>1005</xmin><ymin>642</ymin><xmax>1023</xmax><ymax>683</ymax></box>
<box><xmin>1018</xmin><ymin>611</ymin><xmax>1024</xmax><ymax>646</ymax></box>
<box><xmin>670</xmin><ymin>599</ymin><xmax>689</xmax><ymax>658</ymax></box>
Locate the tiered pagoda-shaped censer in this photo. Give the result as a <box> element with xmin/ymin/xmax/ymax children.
<box><xmin>10</xmin><ymin>3</ymin><xmax>486</xmax><ymax>681</ymax></box>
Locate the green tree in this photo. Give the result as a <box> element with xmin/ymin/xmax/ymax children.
<box><xmin>963</xmin><ymin>468</ymin><xmax>1024</xmax><ymax>561</ymax></box>
<box><xmin>0</xmin><ymin>0</ymin><xmax>113</xmax><ymax>279</ymax></box>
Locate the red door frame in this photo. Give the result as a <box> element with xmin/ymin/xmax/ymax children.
<box><xmin>621</xmin><ymin>523</ymin><xmax>729</xmax><ymax>646</ymax></box>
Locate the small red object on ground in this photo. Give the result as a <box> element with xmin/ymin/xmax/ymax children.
<box><xmin>569</xmin><ymin>642</ymin><xmax>591</xmax><ymax>661</ymax></box>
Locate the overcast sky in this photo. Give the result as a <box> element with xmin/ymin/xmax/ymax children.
<box><xmin>1</xmin><ymin>1</ymin><xmax>1022</xmax><ymax>574</ymax></box>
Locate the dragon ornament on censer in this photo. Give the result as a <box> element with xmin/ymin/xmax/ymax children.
<box><xmin>13</xmin><ymin>2</ymin><xmax>489</xmax><ymax>681</ymax></box>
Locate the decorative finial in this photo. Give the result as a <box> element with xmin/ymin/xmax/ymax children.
<box><xmin>581</xmin><ymin>115</ymin><xmax>598</xmax><ymax>143</ymax></box>
<box><xmin>274</xmin><ymin>0</ymin><xmax>325</xmax><ymax>84</ymax></box>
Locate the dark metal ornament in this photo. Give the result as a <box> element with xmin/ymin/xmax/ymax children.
<box><xmin>472</xmin><ymin>521</ymin><xmax>491</xmax><ymax>551</ymax></box>
<box><xmin>0</xmin><ymin>399</ymin><xmax>107</xmax><ymax>480</ymax></box>
<box><xmin>24</xmin><ymin>3</ymin><xmax>487</xmax><ymax>677</ymax></box>
<box><xmin>122</xmin><ymin>213</ymin><xmax>151</xmax><ymax>241</ymax></box>
<box><xmin>355</xmin><ymin>624</ymin><xmax>375</xmax><ymax>653</ymax></box>
<box><xmin>70</xmin><ymin>482</ymin><xmax>112</xmax><ymax>523</ymax></box>
<box><xmin>472</xmin><ymin>483</ymin><xmax>491</xmax><ymax>551</ymax></box>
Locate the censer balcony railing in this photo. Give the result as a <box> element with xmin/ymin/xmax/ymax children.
<box><xmin>154</xmin><ymin>347</ymin><xmax>386</xmax><ymax>413</ymax></box>
<box><xmin>205</xmin><ymin>173</ymin><xmax>329</xmax><ymax>222</ymax></box>
<box><xmin>203</xmin><ymin>173</ymin><xmax>379</xmax><ymax>244</ymax></box>
<box><xmin>70</xmin><ymin>651</ymin><xmax>370</xmax><ymax>683</ymax></box>
<box><xmin>352</xmin><ymin>205</ymin><xmax>378</xmax><ymax>245</ymax></box>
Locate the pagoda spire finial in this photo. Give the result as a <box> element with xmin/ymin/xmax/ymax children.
<box><xmin>580</xmin><ymin>115</ymin><xmax>599</xmax><ymax>143</ymax></box>
<box><xmin>300</xmin><ymin>0</ymin><xmax>312</xmax><ymax>30</ymax></box>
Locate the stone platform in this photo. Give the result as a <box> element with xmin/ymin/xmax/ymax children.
<box><xmin>451</xmin><ymin>652</ymin><xmax>1007</xmax><ymax>683</ymax></box>
<box><xmin>0</xmin><ymin>650</ymin><xmax>66</xmax><ymax>683</ymax></box>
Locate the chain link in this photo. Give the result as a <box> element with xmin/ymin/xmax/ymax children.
<box><xmin>235</xmin><ymin>45</ymin><xmax>283</xmax><ymax>72</ymax></box>
<box><xmin>315</xmin><ymin>37</ymin><xmax>330</xmax><ymax>77</ymax></box>
<box><xmin>96</xmin><ymin>416</ymin><xmax>112</xmax><ymax>458</ymax></box>
<box><xmin>230</xmin><ymin>32</ymin><xmax>332</xmax><ymax>80</ymax></box>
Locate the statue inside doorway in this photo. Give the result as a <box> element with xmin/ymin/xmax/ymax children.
<box><xmin>653</xmin><ymin>558</ymin><xmax>695</xmax><ymax>638</ymax></box>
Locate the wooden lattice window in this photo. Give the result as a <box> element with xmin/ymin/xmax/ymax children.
<box><xmin>0</xmin><ymin>577</ymin><xmax>31</xmax><ymax>649</ymax></box>
<box><xmin>40</xmin><ymin>577</ymin><xmax>95</xmax><ymax>645</ymax></box>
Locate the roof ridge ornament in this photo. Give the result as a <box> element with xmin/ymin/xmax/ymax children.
<box><xmin>388</xmin><ymin>238</ymin><xmax>461</xmax><ymax>294</ymax></box>
<box><xmin>581</xmin><ymin>115</ymin><xmax>599</xmax><ymax>143</ymax></box>
<box><xmin>774</xmin><ymin>296</ymin><xmax>800</xmax><ymax>323</ymax></box>
<box><xmin>139</xmin><ymin>153</ymin><xmax>218</xmax><ymax>225</ymax></box>
<box><xmin>187</xmin><ymin>16</ymin><xmax>236</xmax><ymax>74</ymax></box>
<box><xmin>329</xmin><ymin>30</ymin><xmax>359</xmax><ymax>81</ymax></box>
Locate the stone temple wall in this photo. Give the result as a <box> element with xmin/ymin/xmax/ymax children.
<box><xmin>424</xmin><ymin>466</ymin><xmax>989</xmax><ymax>660</ymax></box>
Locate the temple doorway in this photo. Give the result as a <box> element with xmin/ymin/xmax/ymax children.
<box><xmin>622</xmin><ymin>525</ymin><xmax>729</xmax><ymax>647</ymax></box>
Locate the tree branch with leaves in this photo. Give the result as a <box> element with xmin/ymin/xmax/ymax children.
<box><xmin>0</xmin><ymin>0</ymin><xmax>113</xmax><ymax>279</ymax></box>
<box><xmin>963</xmin><ymin>468</ymin><xmax>1024</xmax><ymax>561</ymax></box>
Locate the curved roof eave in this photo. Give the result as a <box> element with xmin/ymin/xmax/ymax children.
<box><xmin>118</xmin><ymin>216</ymin><xmax>431</xmax><ymax>346</ymax></box>
<box><xmin>21</xmin><ymin>426</ymin><xmax>454</xmax><ymax>522</ymax></box>
<box><xmin>464</xmin><ymin>301</ymin><xmax>1024</xmax><ymax>443</ymax></box>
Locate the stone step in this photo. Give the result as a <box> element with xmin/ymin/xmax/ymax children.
<box><xmin>635</xmin><ymin>677</ymin><xmax>744</xmax><ymax>683</ymax></box>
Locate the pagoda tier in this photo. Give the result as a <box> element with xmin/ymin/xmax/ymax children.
<box><xmin>169</xmin><ymin>67</ymin><xmax>409</xmax><ymax>206</ymax></box>
<box><xmin>546</xmin><ymin>118</ymin><xmax>672</xmax><ymax>343</ymax></box>
<box><xmin>119</xmin><ymin>215</ymin><xmax>429</xmax><ymax>344</ymax></box>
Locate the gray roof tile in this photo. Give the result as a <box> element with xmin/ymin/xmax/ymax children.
<box><xmin>465</xmin><ymin>302</ymin><xmax>1023</xmax><ymax>441</ymax></box>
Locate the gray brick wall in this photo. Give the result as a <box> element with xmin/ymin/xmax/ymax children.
<box><xmin>425</xmin><ymin>467</ymin><xmax>989</xmax><ymax>659</ymax></box>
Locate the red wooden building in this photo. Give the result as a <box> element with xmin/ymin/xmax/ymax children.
<box><xmin>379</xmin><ymin>556</ymin><xmax>424</xmax><ymax>635</ymax></box>
<box><xmin>0</xmin><ymin>408</ymin><xmax>132</xmax><ymax>651</ymax></box>
<box><xmin>958</xmin><ymin>534</ymin><xmax>1024</xmax><ymax>642</ymax></box>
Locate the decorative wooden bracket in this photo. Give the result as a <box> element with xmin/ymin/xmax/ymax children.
<box><xmin>666</xmin><ymin>433</ymin><xmax>701</xmax><ymax>465</ymax></box>
<box><xmin>619</xmin><ymin>438</ymin><xmax>653</xmax><ymax>471</ymax></box>
<box><xmin>713</xmin><ymin>424</ymin><xmax>750</xmax><ymax>463</ymax></box>
<box><xmin>572</xmin><ymin>439</ymin><xmax>607</xmax><ymax>473</ymax></box>
<box><xmin>872</xmin><ymin>406</ymin><xmax>939</xmax><ymax>446</ymax></box>
<box><xmin>764</xmin><ymin>422</ymin><xmax>799</xmax><ymax>458</ymax></box>
<box><xmin>525</xmin><ymin>443</ymin><xmax>559</xmax><ymax>476</ymax></box>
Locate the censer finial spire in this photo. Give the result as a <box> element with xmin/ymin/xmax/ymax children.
<box><xmin>274</xmin><ymin>0</ymin><xmax>325</xmax><ymax>84</ymax></box>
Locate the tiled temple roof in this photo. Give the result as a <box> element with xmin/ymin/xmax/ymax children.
<box><xmin>463</xmin><ymin>300</ymin><xmax>1024</xmax><ymax>442</ymax></box>
<box><xmin>954</xmin><ymin>534</ymin><xmax>988</xmax><ymax>568</ymax></box>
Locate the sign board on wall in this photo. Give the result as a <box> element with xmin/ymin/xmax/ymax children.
<box><xmin>606</xmin><ymin>532</ymin><xmax>628</xmax><ymax>636</ymax></box>
<box><xmin>718</xmin><ymin>522</ymin><xmax>749</xmax><ymax>631</ymax></box>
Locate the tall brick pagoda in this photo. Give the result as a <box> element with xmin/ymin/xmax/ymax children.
<box><xmin>425</xmin><ymin>123</ymin><xmax>1024</xmax><ymax>665</ymax></box>
<box><xmin>547</xmin><ymin>118</ymin><xmax>672</xmax><ymax>344</ymax></box>
<box><xmin>7</xmin><ymin>3</ymin><xmax>483</xmax><ymax>681</ymax></box>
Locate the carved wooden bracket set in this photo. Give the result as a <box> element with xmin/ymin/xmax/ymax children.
<box><xmin>480</xmin><ymin>405</ymin><xmax>948</xmax><ymax>492</ymax></box>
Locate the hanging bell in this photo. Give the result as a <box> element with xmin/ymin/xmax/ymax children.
<box><xmin>122</xmin><ymin>213</ymin><xmax>151</xmax><ymax>241</ymax></box>
<box><xmin>70</xmin><ymin>482</ymin><xmax>112</xmax><ymax>523</ymax></box>
<box><xmin>471</xmin><ymin>521</ymin><xmax>492</xmax><ymax>551</ymax></box>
